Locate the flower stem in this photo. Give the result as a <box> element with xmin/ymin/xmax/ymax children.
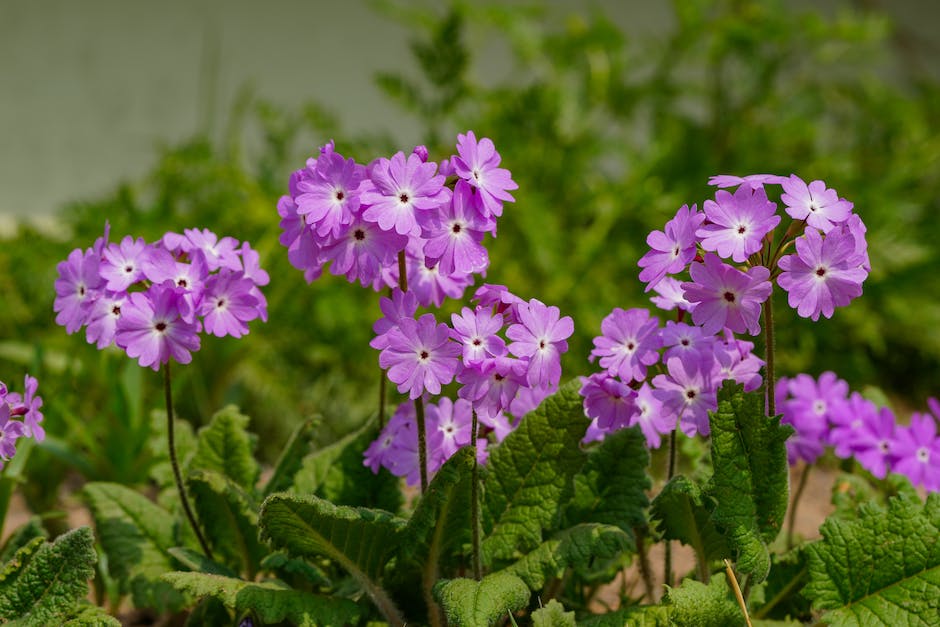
<box><xmin>397</xmin><ymin>250</ymin><xmax>408</xmax><ymax>293</ymax></box>
<box><xmin>664</xmin><ymin>427</ymin><xmax>678</xmax><ymax>588</ymax></box>
<box><xmin>164</xmin><ymin>362</ymin><xmax>214</xmax><ymax>560</ymax></box>
<box><xmin>763</xmin><ymin>288</ymin><xmax>776</xmax><ymax>417</ymax></box>
<box><xmin>471</xmin><ymin>410</ymin><xmax>482</xmax><ymax>580</ymax></box>
<box><xmin>415</xmin><ymin>398</ymin><xmax>428</xmax><ymax>494</ymax></box>
<box><xmin>633</xmin><ymin>524</ymin><xmax>655</xmax><ymax>601</ymax></box>
<box><xmin>787</xmin><ymin>463</ymin><xmax>811</xmax><ymax>550</ymax></box>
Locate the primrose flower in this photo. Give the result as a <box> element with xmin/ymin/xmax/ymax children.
<box><xmin>115</xmin><ymin>283</ymin><xmax>201</xmax><ymax>371</ymax></box>
<box><xmin>0</xmin><ymin>375</ymin><xmax>45</xmax><ymax>461</ymax></box>
<box><xmin>682</xmin><ymin>254</ymin><xmax>772</xmax><ymax>336</ymax></box>
<box><xmin>579</xmin><ymin>372</ymin><xmax>637</xmax><ymax>431</ymax></box>
<box><xmin>780</xmin><ymin>175</ymin><xmax>853</xmax><ymax>233</ymax></box>
<box><xmin>421</xmin><ymin>180</ymin><xmax>490</xmax><ymax>276</ymax></box>
<box><xmin>379</xmin><ymin>313</ymin><xmax>462</xmax><ymax>399</ymax></box>
<box><xmin>452</xmin><ymin>130</ymin><xmax>518</xmax><ymax>218</ymax></box>
<box><xmin>652</xmin><ymin>357</ymin><xmax>717</xmax><ymax>437</ymax></box>
<box><xmin>450</xmin><ymin>306</ymin><xmax>507</xmax><ymax>365</ymax></box>
<box><xmin>54</xmin><ymin>247</ymin><xmax>102</xmax><ymax>334</ymax></box>
<box><xmin>590</xmin><ymin>307</ymin><xmax>662</xmax><ymax>383</ymax></box>
<box><xmin>295</xmin><ymin>149</ymin><xmax>365</xmax><ymax>238</ymax></box>
<box><xmin>361</xmin><ymin>151</ymin><xmax>451</xmax><ymax>236</ymax></box>
<box><xmin>101</xmin><ymin>236</ymin><xmax>149</xmax><ymax>292</ymax></box>
<box><xmin>697</xmin><ymin>185</ymin><xmax>780</xmax><ymax>263</ymax></box>
<box><xmin>506</xmin><ymin>298</ymin><xmax>575</xmax><ymax>389</ymax></box>
<box><xmin>638</xmin><ymin>204</ymin><xmax>705</xmax><ymax>291</ymax></box>
<box><xmin>891</xmin><ymin>412</ymin><xmax>940</xmax><ymax>492</ymax></box>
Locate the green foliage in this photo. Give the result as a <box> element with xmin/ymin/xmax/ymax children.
<box><xmin>162</xmin><ymin>572</ymin><xmax>361</xmax><ymax>627</ymax></box>
<box><xmin>805</xmin><ymin>492</ymin><xmax>940</xmax><ymax>625</ymax></box>
<box><xmin>186</xmin><ymin>470</ymin><xmax>266</xmax><ymax>578</ymax></box>
<box><xmin>190</xmin><ymin>405</ymin><xmax>260</xmax><ymax>491</ymax></box>
<box><xmin>0</xmin><ymin>527</ymin><xmax>99</xmax><ymax>626</ymax></box>
<box><xmin>483</xmin><ymin>380</ymin><xmax>588</xmax><ymax>564</ymax></box>
<box><xmin>61</xmin><ymin>602</ymin><xmax>122</xmax><ymax>627</ymax></box>
<box><xmin>752</xmin><ymin>549</ymin><xmax>810</xmax><ymax>622</ymax></box>
<box><xmin>563</xmin><ymin>426</ymin><xmax>650</xmax><ymax>536</ymax></box>
<box><xmin>82</xmin><ymin>482</ymin><xmax>183</xmax><ymax>610</ymax></box>
<box><xmin>531</xmin><ymin>599</ymin><xmax>576</xmax><ymax>626</ymax></box>
<box><xmin>650</xmin><ymin>475</ymin><xmax>728</xmax><ymax>564</ymax></box>
<box><xmin>706</xmin><ymin>382</ymin><xmax>793</xmax><ymax>582</ymax></box>
<box><xmin>262</xmin><ymin>418</ymin><xmax>316</xmax><ymax>496</ymax></box>
<box><xmin>662</xmin><ymin>573</ymin><xmax>746</xmax><ymax>627</ymax></box>
<box><xmin>505</xmin><ymin>523</ymin><xmax>631</xmax><ymax>590</ymax></box>
<box><xmin>0</xmin><ymin>518</ymin><xmax>48</xmax><ymax>564</ymax></box>
<box><xmin>433</xmin><ymin>571</ymin><xmax>530</xmax><ymax>627</ymax></box>
<box><xmin>291</xmin><ymin>416</ymin><xmax>402</xmax><ymax>512</ymax></box>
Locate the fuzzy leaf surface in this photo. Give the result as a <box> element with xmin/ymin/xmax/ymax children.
<box><xmin>805</xmin><ymin>492</ymin><xmax>940</xmax><ymax>625</ymax></box>
<box><xmin>0</xmin><ymin>518</ymin><xmax>47</xmax><ymax>564</ymax></box>
<box><xmin>706</xmin><ymin>382</ymin><xmax>792</xmax><ymax>582</ymax></box>
<box><xmin>531</xmin><ymin>599</ymin><xmax>576</xmax><ymax>626</ymax></box>
<box><xmin>0</xmin><ymin>527</ymin><xmax>97</xmax><ymax>625</ymax></box>
<box><xmin>190</xmin><ymin>405</ymin><xmax>260</xmax><ymax>491</ymax></box>
<box><xmin>505</xmin><ymin>523</ymin><xmax>631</xmax><ymax>590</ymax></box>
<box><xmin>292</xmin><ymin>416</ymin><xmax>401</xmax><ymax>511</ymax></box>
<box><xmin>650</xmin><ymin>475</ymin><xmax>728</xmax><ymax>563</ymax></box>
<box><xmin>162</xmin><ymin>571</ymin><xmax>361</xmax><ymax>627</ymax></box>
<box><xmin>187</xmin><ymin>469</ymin><xmax>265</xmax><ymax>577</ymax></box>
<box><xmin>564</xmin><ymin>425</ymin><xmax>650</xmax><ymax>536</ymax></box>
<box><xmin>663</xmin><ymin>573</ymin><xmax>746</xmax><ymax>626</ymax></box>
<box><xmin>483</xmin><ymin>380</ymin><xmax>588</xmax><ymax>564</ymax></box>
<box><xmin>82</xmin><ymin>482</ymin><xmax>183</xmax><ymax>610</ymax></box>
<box><xmin>61</xmin><ymin>602</ymin><xmax>121</xmax><ymax>626</ymax></box>
<box><xmin>434</xmin><ymin>571</ymin><xmax>530</xmax><ymax>627</ymax></box>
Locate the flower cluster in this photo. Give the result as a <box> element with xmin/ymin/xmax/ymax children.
<box><xmin>365</xmin><ymin>284</ymin><xmax>573</xmax><ymax>485</ymax></box>
<box><xmin>581</xmin><ymin>308</ymin><xmax>763</xmax><ymax>447</ymax></box>
<box><xmin>0</xmin><ymin>375</ymin><xmax>44</xmax><ymax>466</ymax></box>
<box><xmin>777</xmin><ymin>372</ymin><xmax>940</xmax><ymax>492</ymax></box>
<box><xmin>639</xmin><ymin>174</ymin><xmax>868</xmax><ymax>328</ymax></box>
<box><xmin>277</xmin><ymin>132</ymin><xmax>517</xmax><ymax>306</ymax></box>
<box><xmin>54</xmin><ymin>226</ymin><xmax>268</xmax><ymax>370</ymax></box>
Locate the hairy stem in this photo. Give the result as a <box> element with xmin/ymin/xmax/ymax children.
<box><xmin>664</xmin><ymin>427</ymin><xmax>678</xmax><ymax>589</ymax></box>
<box><xmin>471</xmin><ymin>410</ymin><xmax>482</xmax><ymax>580</ymax></box>
<box><xmin>724</xmin><ymin>559</ymin><xmax>754</xmax><ymax>627</ymax></box>
<box><xmin>633</xmin><ymin>525</ymin><xmax>655</xmax><ymax>601</ymax></box>
<box><xmin>415</xmin><ymin>398</ymin><xmax>428</xmax><ymax>494</ymax></box>
<box><xmin>763</xmin><ymin>289</ymin><xmax>776</xmax><ymax>417</ymax></box>
<box><xmin>787</xmin><ymin>463</ymin><xmax>811</xmax><ymax>550</ymax></box>
<box><xmin>164</xmin><ymin>362</ymin><xmax>214</xmax><ymax>560</ymax></box>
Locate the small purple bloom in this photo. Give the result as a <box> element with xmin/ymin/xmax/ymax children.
<box><xmin>361</xmin><ymin>151</ymin><xmax>451</xmax><ymax>236</ymax></box>
<box><xmin>780</xmin><ymin>175</ymin><xmax>853</xmax><ymax>233</ymax></box>
<box><xmin>590</xmin><ymin>308</ymin><xmax>661</xmax><ymax>383</ymax></box>
<box><xmin>421</xmin><ymin>180</ymin><xmax>490</xmax><ymax>276</ymax></box>
<box><xmin>101</xmin><ymin>236</ymin><xmax>149</xmax><ymax>292</ymax></box>
<box><xmin>115</xmin><ymin>283</ymin><xmax>201</xmax><ymax>371</ymax></box>
<box><xmin>181</xmin><ymin>228</ymin><xmax>242</xmax><ymax>272</ymax></box>
<box><xmin>296</xmin><ymin>150</ymin><xmax>365</xmax><ymax>238</ymax></box>
<box><xmin>379</xmin><ymin>314</ymin><xmax>462</xmax><ymax>400</ymax></box>
<box><xmin>320</xmin><ymin>216</ymin><xmax>407</xmax><ymax>287</ymax></box>
<box><xmin>427</xmin><ymin>397</ymin><xmax>474</xmax><ymax>470</ymax></box>
<box><xmin>682</xmin><ymin>254</ymin><xmax>772</xmax><ymax>336</ymax></box>
<box><xmin>85</xmin><ymin>291</ymin><xmax>126</xmax><ymax>349</ymax></box>
<box><xmin>650</xmin><ymin>276</ymin><xmax>695</xmax><ymax>312</ymax></box>
<box><xmin>472</xmin><ymin>284</ymin><xmax>525</xmax><ymax>324</ymax></box>
<box><xmin>891</xmin><ymin>412</ymin><xmax>940</xmax><ymax>492</ymax></box>
<box><xmin>457</xmin><ymin>356</ymin><xmax>527</xmax><ymax>421</ymax></box>
<box><xmin>0</xmin><ymin>404</ymin><xmax>25</xmax><ymax>462</ymax></box>
<box><xmin>828</xmin><ymin>391</ymin><xmax>879</xmax><ymax>459</ymax></box>
<box><xmin>450</xmin><ymin>307</ymin><xmax>507</xmax><ymax>364</ymax></box>
<box><xmin>451</xmin><ymin>130</ymin><xmax>518</xmax><ymax>218</ymax></box>
<box><xmin>579</xmin><ymin>372</ymin><xmax>637</xmax><ymax>431</ymax></box>
<box><xmin>638</xmin><ymin>204</ymin><xmax>705</xmax><ymax>291</ymax></box>
<box><xmin>506</xmin><ymin>298</ymin><xmax>575</xmax><ymax>389</ymax></box>
<box><xmin>708</xmin><ymin>174</ymin><xmax>788</xmax><ymax>189</ymax></box>
<box><xmin>21</xmin><ymin>375</ymin><xmax>44</xmax><ymax>442</ymax></box>
<box><xmin>652</xmin><ymin>357</ymin><xmax>717</xmax><ymax>437</ymax></box>
<box><xmin>851</xmin><ymin>406</ymin><xmax>897</xmax><ymax>479</ymax></box>
<box><xmin>697</xmin><ymin>185</ymin><xmax>780</xmax><ymax>263</ymax></box>
<box><xmin>54</xmin><ymin>247</ymin><xmax>102</xmax><ymax>334</ymax></box>
<box><xmin>371</xmin><ymin>289</ymin><xmax>419</xmax><ymax>351</ymax></box>
<box><xmin>631</xmin><ymin>383</ymin><xmax>672</xmax><ymax>449</ymax></box>
<box><xmin>660</xmin><ymin>321</ymin><xmax>717</xmax><ymax>373</ymax></box>
<box><xmin>199</xmin><ymin>271</ymin><xmax>260</xmax><ymax>338</ymax></box>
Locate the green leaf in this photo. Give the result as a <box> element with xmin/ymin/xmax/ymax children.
<box><xmin>564</xmin><ymin>426</ymin><xmax>650</xmax><ymax>536</ymax></box>
<box><xmin>752</xmin><ymin>549</ymin><xmax>810</xmax><ymax>622</ymax></box>
<box><xmin>166</xmin><ymin>547</ymin><xmax>238</xmax><ymax>578</ymax></box>
<box><xmin>663</xmin><ymin>573</ymin><xmax>747</xmax><ymax>627</ymax></box>
<box><xmin>434</xmin><ymin>571</ymin><xmax>530</xmax><ymax>627</ymax></box>
<box><xmin>505</xmin><ymin>524</ymin><xmax>631</xmax><ymax>590</ymax></box>
<box><xmin>650</xmin><ymin>475</ymin><xmax>728</xmax><ymax>563</ymax></box>
<box><xmin>61</xmin><ymin>602</ymin><xmax>121</xmax><ymax>627</ymax></box>
<box><xmin>805</xmin><ymin>492</ymin><xmax>940</xmax><ymax>625</ymax></box>
<box><xmin>291</xmin><ymin>416</ymin><xmax>402</xmax><ymax>512</ymax></box>
<box><xmin>0</xmin><ymin>517</ymin><xmax>48</xmax><ymax>564</ymax></box>
<box><xmin>187</xmin><ymin>470</ymin><xmax>266</xmax><ymax>578</ymax></box>
<box><xmin>148</xmin><ymin>410</ymin><xmax>197</xmax><ymax>496</ymax></box>
<box><xmin>259</xmin><ymin>493</ymin><xmax>407</xmax><ymax>624</ymax></box>
<box><xmin>259</xmin><ymin>551</ymin><xmax>331</xmax><ymax>588</ymax></box>
<box><xmin>483</xmin><ymin>380</ymin><xmax>588</xmax><ymax>564</ymax></box>
<box><xmin>0</xmin><ymin>527</ymin><xmax>97</xmax><ymax>625</ymax></box>
<box><xmin>162</xmin><ymin>572</ymin><xmax>361</xmax><ymax>627</ymax></box>
<box><xmin>82</xmin><ymin>482</ymin><xmax>183</xmax><ymax>610</ymax></box>
<box><xmin>578</xmin><ymin>605</ymin><xmax>671</xmax><ymax>626</ymax></box>
<box><xmin>531</xmin><ymin>599</ymin><xmax>576</xmax><ymax>626</ymax></box>
<box><xmin>262</xmin><ymin>418</ymin><xmax>316</xmax><ymax>496</ymax></box>
<box><xmin>190</xmin><ymin>405</ymin><xmax>260</xmax><ymax>492</ymax></box>
<box><xmin>706</xmin><ymin>382</ymin><xmax>792</xmax><ymax>582</ymax></box>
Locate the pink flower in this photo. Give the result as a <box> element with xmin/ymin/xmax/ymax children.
<box><xmin>452</xmin><ymin>130</ymin><xmax>518</xmax><ymax>218</ymax></box>
<box><xmin>697</xmin><ymin>185</ymin><xmax>780</xmax><ymax>263</ymax></box>
<box><xmin>638</xmin><ymin>204</ymin><xmax>705</xmax><ymax>291</ymax></box>
<box><xmin>361</xmin><ymin>151</ymin><xmax>451</xmax><ymax>236</ymax></box>
<box><xmin>379</xmin><ymin>313</ymin><xmax>462</xmax><ymax>400</ymax></box>
<box><xmin>507</xmin><ymin>298</ymin><xmax>575</xmax><ymax>389</ymax></box>
<box><xmin>115</xmin><ymin>282</ymin><xmax>201</xmax><ymax>371</ymax></box>
<box><xmin>780</xmin><ymin>175</ymin><xmax>853</xmax><ymax>233</ymax></box>
<box><xmin>682</xmin><ymin>254</ymin><xmax>772</xmax><ymax>336</ymax></box>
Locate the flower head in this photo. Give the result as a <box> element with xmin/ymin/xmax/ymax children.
<box><xmin>682</xmin><ymin>254</ymin><xmax>772</xmax><ymax>336</ymax></box>
<box><xmin>379</xmin><ymin>313</ymin><xmax>462</xmax><ymax>399</ymax></box>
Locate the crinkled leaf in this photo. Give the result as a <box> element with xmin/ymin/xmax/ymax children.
<box><xmin>0</xmin><ymin>527</ymin><xmax>97</xmax><ymax>625</ymax></box>
<box><xmin>263</xmin><ymin>418</ymin><xmax>316</xmax><ymax>496</ymax></box>
<box><xmin>706</xmin><ymin>382</ymin><xmax>792</xmax><ymax>582</ymax></box>
<box><xmin>162</xmin><ymin>571</ymin><xmax>361</xmax><ymax>627</ymax></box>
<box><xmin>0</xmin><ymin>517</ymin><xmax>48</xmax><ymax>564</ymax></box>
<box><xmin>531</xmin><ymin>599</ymin><xmax>576</xmax><ymax>626</ymax></box>
<box><xmin>578</xmin><ymin>605</ymin><xmax>671</xmax><ymax>626</ymax></box>
<box><xmin>434</xmin><ymin>571</ymin><xmax>530</xmax><ymax>627</ymax></box>
<box><xmin>82</xmin><ymin>482</ymin><xmax>183</xmax><ymax>610</ymax></box>
<box><xmin>190</xmin><ymin>405</ymin><xmax>260</xmax><ymax>492</ymax></box>
<box><xmin>830</xmin><ymin>472</ymin><xmax>920</xmax><ymax>524</ymax></box>
<box><xmin>187</xmin><ymin>469</ymin><xmax>266</xmax><ymax>578</ymax></box>
<box><xmin>259</xmin><ymin>493</ymin><xmax>406</xmax><ymax>624</ymax></box>
<box><xmin>61</xmin><ymin>602</ymin><xmax>121</xmax><ymax>626</ymax></box>
<box><xmin>752</xmin><ymin>548</ymin><xmax>810</xmax><ymax>622</ymax></box>
<box><xmin>259</xmin><ymin>552</ymin><xmax>331</xmax><ymax>588</ymax></box>
<box><xmin>805</xmin><ymin>492</ymin><xmax>940</xmax><ymax>625</ymax></box>
<box><xmin>292</xmin><ymin>416</ymin><xmax>402</xmax><ymax>512</ymax></box>
<box><xmin>663</xmin><ymin>573</ymin><xmax>746</xmax><ymax>627</ymax></box>
<box><xmin>167</xmin><ymin>547</ymin><xmax>237</xmax><ymax>578</ymax></box>
<box><xmin>505</xmin><ymin>523</ymin><xmax>631</xmax><ymax>590</ymax></box>
<box><xmin>651</xmin><ymin>475</ymin><xmax>728</xmax><ymax>563</ymax></box>
<box><xmin>483</xmin><ymin>380</ymin><xmax>588</xmax><ymax>564</ymax></box>
<box><xmin>564</xmin><ymin>425</ymin><xmax>650</xmax><ymax>536</ymax></box>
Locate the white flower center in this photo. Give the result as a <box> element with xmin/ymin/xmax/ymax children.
<box><xmin>917</xmin><ymin>447</ymin><xmax>929</xmax><ymax>463</ymax></box>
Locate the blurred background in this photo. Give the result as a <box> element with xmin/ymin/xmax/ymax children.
<box><xmin>1</xmin><ymin>0</ymin><xmax>938</xmax><ymax>512</ymax></box>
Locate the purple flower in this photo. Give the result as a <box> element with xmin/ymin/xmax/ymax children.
<box><xmin>179</xmin><ymin>228</ymin><xmax>242</xmax><ymax>272</ymax></box>
<box><xmin>660</xmin><ymin>321</ymin><xmax>717</xmax><ymax>372</ymax></box>
<box><xmin>777</xmin><ymin>227</ymin><xmax>867</xmax><ymax>321</ymax></box>
<box><xmin>780</xmin><ymin>175</ymin><xmax>853</xmax><ymax>233</ymax></box>
<box><xmin>450</xmin><ymin>307</ymin><xmax>507</xmax><ymax>364</ymax></box>
<box><xmin>457</xmin><ymin>356</ymin><xmax>527</xmax><ymax>421</ymax></box>
<box><xmin>697</xmin><ymin>185</ymin><xmax>780</xmax><ymax>263</ymax></box>
<box><xmin>320</xmin><ymin>216</ymin><xmax>407</xmax><ymax>287</ymax></box>
<box><xmin>101</xmin><ymin>236</ymin><xmax>149</xmax><ymax>292</ymax></box>
<box><xmin>708</xmin><ymin>174</ymin><xmax>788</xmax><ymax>189</ymax></box>
<box><xmin>652</xmin><ymin>357</ymin><xmax>717</xmax><ymax>437</ymax></box>
<box><xmin>85</xmin><ymin>291</ymin><xmax>126</xmax><ymax>349</ymax></box>
<box><xmin>21</xmin><ymin>375</ymin><xmax>44</xmax><ymax>442</ymax></box>
<box><xmin>371</xmin><ymin>289</ymin><xmax>419</xmax><ymax>351</ymax></box>
<box><xmin>421</xmin><ymin>180</ymin><xmax>490</xmax><ymax>276</ymax></box>
<box><xmin>451</xmin><ymin>130</ymin><xmax>518</xmax><ymax>218</ymax></box>
<box><xmin>590</xmin><ymin>308</ymin><xmax>661</xmax><ymax>383</ymax></box>
<box><xmin>579</xmin><ymin>372</ymin><xmax>637</xmax><ymax>431</ymax></box>
<box><xmin>778</xmin><ymin>372</ymin><xmax>848</xmax><ymax>464</ymax></box>
<box><xmin>54</xmin><ymin>247</ymin><xmax>102</xmax><ymax>334</ymax></box>
<box><xmin>682</xmin><ymin>254</ymin><xmax>772</xmax><ymax>336</ymax></box>
<box><xmin>828</xmin><ymin>391</ymin><xmax>879</xmax><ymax>459</ymax></box>
<box><xmin>506</xmin><ymin>298</ymin><xmax>575</xmax><ymax>389</ymax></box>
<box><xmin>650</xmin><ymin>276</ymin><xmax>695</xmax><ymax>312</ymax></box>
<box><xmin>891</xmin><ymin>412</ymin><xmax>940</xmax><ymax>492</ymax></box>
<box><xmin>361</xmin><ymin>151</ymin><xmax>451</xmax><ymax>236</ymax></box>
<box><xmin>142</xmin><ymin>247</ymin><xmax>209</xmax><ymax>313</ymax></box>
<box><xmin>851</xmin><ymin>406</ymin><xmax>897</xmax><ymax>479</ymax></box>
<box><xmin>198</xmin><ymin>270</ymin><xmax>260</xmax><ymax>338</ymax></box>
<box><xmin>296</xmin><ymin>150</ymin><xmax>365</xmax><ymax>238</ymax></box>
<box><xmin>713</xmin><ymin>332</ymin><xmax>763</xmax><ymax>392</ymax></box>
<box><xmin>427</xmin><ymin>397</ymin><xmax>474</xmax><ymax>470</ymax></box>
<box><xmin>379</xmin><ymin>314</ymin><xmax>462</xmax><ymax>400</ymax></box>
<box><xmin>115</xmin><ymin>283</ymin><xmax>201</xmax><ymax>371</ymax></box>
<box><xmin>631</xmin><ymin>383</ymin><xmax>672</xmax><ymax>449</ymax></box>
<box><xmin>0</xmin><ymin>404</ymin><xmax>25</xmax><ymax>462</ymax></box>
<box><xmin>472</xmin><ymin>284</ymin><xmax>525</xmax><ymax>324</ymax></box>
<box><xmin>638</xmin><ymin>204</ymin><xmax>705</xmax><ymax>291</ymax></box>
